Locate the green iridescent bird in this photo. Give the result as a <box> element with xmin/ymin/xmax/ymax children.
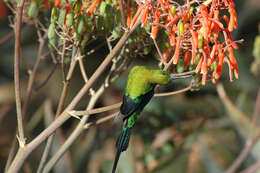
<box><xmin>112</xmin><ymin>66</ymin><xmax>190</xmax><ymax>173</ymax></box>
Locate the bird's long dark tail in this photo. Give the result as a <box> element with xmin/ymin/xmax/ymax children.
<box><xmin>112</xmin><ymin>126</ymin><xmax>132</xmax><ymax>173</ymax></box>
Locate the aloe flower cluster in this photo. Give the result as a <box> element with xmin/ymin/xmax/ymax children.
<box><xmin>9</xmin><ymin>0</ymin><xmax>239</xmax><ymax>85</ymax></box>
<box><xmin>125</xmin><ymin>0</ymin><xmax>239</xmax><ymax>85</ymax></box>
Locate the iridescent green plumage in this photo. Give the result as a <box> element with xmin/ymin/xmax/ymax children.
<box><xmin>112</xmin><ymin>66</ymin><xmax>171</xmax><ymax>173</ymax></box>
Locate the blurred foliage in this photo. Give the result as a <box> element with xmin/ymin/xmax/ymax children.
<box><xmin>0</xmin><ymin>0</ymin><xmax>260</xmax><ymax>173</ymax></box>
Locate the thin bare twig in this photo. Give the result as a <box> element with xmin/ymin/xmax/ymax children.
<box><xmin>0</xmin><ymin>32</ymin><xmax>14</xmax><ymax>46</ymax></box>
<box><xmin>60</xmin><ymin>38</ymin><xmax>67</xmax><ymax>81</ymax></box>
<box><xmin>171</xmin><ymin>70</ymin><xmax>195</xmax><ymax>77</ymax></box>
<box><xmin>68</xmin><ymin>102</ymin><xmax>122</xmax><ymax>117</ymax></box>
<box><xmin>19</xmin><ymin>47</ymin><xmax>32</xmax><ymax>75</ymax></box>
<box><xmin>224</xmin><ymin>132</ymin><xmax>260</xmax><ymax>173</ymax></box>
<box><xmin>119</xmin><ymin>0</ymin><xmax>126</xmax><ymax>27</ymax></box>
<box><xmin>223</xmin><ymin>87</ymin><xmax>260</xmax><ymax>173</ymax></box>
<box><xmin>78</xmin><ymin>57</ymin><xmax>89</xmax><ymax>83</ymax></box>
<box><xmin>14</xmin><ymin>0</ymin><xmax>26</xmax><ymax>148</ymax></box>
<box><xmin>22</xmin><ymin>33</ymin><xmax>48</xmax><ymax>121</ymax></box>
<box><xmin>240</xmin><ymin>161</ymin><xmax>260</xmax><ymax>173</ymax></box>
<box><xmin>153</xmin><ymin>38</ymin><xmax>166</xmax><ymax>66</ymax></box>
<box><xmin>4</xmin><ymin>140</ymin><xmax>18</xmax><ymax>172</ymax></box>
<box><xmin>33</xmin><ymin>63</ymin><xmax>59</xmax><ymax>93</ymax></box>
<box><xmin>155</xmin><ymin>85</ymin><xmax>192</xmax><ymax>97</ymax></box>
<box><xmin>251</xmin><ymin>89</ymin><xmax>260</xmax><ymax>132</ymax></box>
<box><xmin>83</xmin><ymin>112</ymin><xmax>119</xmax><ymax>129</ymax></box>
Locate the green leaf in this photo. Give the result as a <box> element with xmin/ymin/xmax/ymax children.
<box><xmin>51</xmin><ymin>7</ymin><xmax>59</xmax><ymax>23</ymax></box>
<box><xmin>76</xmin><ymin>15</ymin><xmax>85</xmax><ymax>34</ymax></box>
<box><xmin>28</xmin><ymin>2</ymin><xmax>39</xmax><ymax>18</ymax></box>
<box><xmin>58</xmin><ymin>9</ymin><xmax>66</xmax><ymax>26</ymax></box>
<box><xmin>65</xmin><ymin>12</ymin><xmax>73</xmax><ymax>28</ymax></box>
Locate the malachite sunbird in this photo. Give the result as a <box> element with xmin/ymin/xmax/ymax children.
<box><xmin>112</xmin><ymin>66</ymin><xmax>191</xmax><ymax>173</ymax></box>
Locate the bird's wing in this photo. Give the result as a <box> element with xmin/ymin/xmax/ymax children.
<box><xmin>116</xmin><ymin>88</ymin><xmax>155</xmax><ymax>121</ymax></box>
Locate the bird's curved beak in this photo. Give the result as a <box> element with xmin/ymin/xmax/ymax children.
<box><xmin>170</xmin><ymin>74</ymin><xmax>192</xmax><ymax>80</ymax></box>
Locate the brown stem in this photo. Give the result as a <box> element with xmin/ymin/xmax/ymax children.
<box><xmin>4</xmin><ymin>139</ymin><xmax>18</xmax><ymax>172</ymax></box>
<box><xmin>240</xmin><ymin>161</ymin><xmax>260</xmax><ymax>173</ymax></box>
<box><xmin>14</xmin><ymin>0</ymin><xmax>26</xmax><ymax>147</ymax></box>
<box><xmin>224</xmin><ymin>132</ymin><xmax>260</xmax><ymax>173</ymax></box>
<box><xmin>155</xmin><ymin>85</ymin><xmax>191</xmax><ymax>97</ymax></box>
<box><xmin>153</xmin><ymin>38</ymin><xmax>166</xmax><ymax>65</ymax></box>
<box><xmin>119</xmin><ymin>0</ymin><xmax>126</xmax><ymax>27</ymax></box>
<box><xmin>223</xmin><ymin>87</ymin><xmax>260</xmax><ymax>173</ymax></box>
<box><xmin>83</xmin><ymin>112</ymin><xmax>119</xmax><ymax>129</ymax></box>
<box><xmin>19</xmin><ymin>47</ymin><xmax>32</xmax><ymax>75</ymax></box>
<box><xmin>22</xmin><ymin>34</ymin><xmax>47</xmax><ymax>120</ymax></box>
<box><xmin>68</xmin><ymin>102</ymin><xmax>122</xmax><ymax>117</ymax></box>
<box><xmin>78</xmin><ymin>57</ymin><xmax>89</xmax><ymax>83</ymax></box>
<box><xmin>0</xmin><ymin>32</ymin><xmax>14</xmax><ymax>46</ymax></box>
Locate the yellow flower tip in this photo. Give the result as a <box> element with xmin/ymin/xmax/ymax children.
<box><xmin>212</xmin><ymin>77</ymin><xmax>217</xmax><ymax>84</ymax></box>
<box><xmin>234</xmin><ymin>70</ymin><xmax>239</xmax><ymax>79</ymax></box>
<box><xmin>150</xmin><ymin>35</ymin><xmax>156</xmax><ymax>40</ymax></box>
<box><xmin>215</xmin><ymin>74</ymin><xmax>220</xmax><ymax>80</ymax></box>
<box><xmin>202</xmin><ymin>73</ymin><xmax>207</xmax><ymax>85</ymax></box>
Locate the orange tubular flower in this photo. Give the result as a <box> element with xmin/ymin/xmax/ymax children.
<box><xmin>141</xmin><ymin>5</ymin><xmax>149</xmax><ymax>27</ymax></box>
<box><xmin>224</xmin><ymin>57</ymin><xmax>233</xmax><ymax>81</ymax></box>
<box><xmin>200</xmin><ymin>5</ymin><xmax>210</xmax><ymax>41</ymax></box>
<box><xmin>228</xmin><ymin>3</ymin><xmax>237</xmax><ymax>32</ymax></box>
<box><xmin>130</xmin><ymin>5</ymin><xmax>144</xmax><ymax>28</ymax></box>
<box><xmin>231</xmin><ymin>41</ymin><xmax>239</xmax><ymax>50</ymax></box>
<box><xmin>190</xmin><ymin>31</ymin><xmax>198</xmax><ymax>65</ymax></box>
<box><xmin>163</xmin><ymin>48</ymin><xmax>170</xmax><ymax>62</ymax></box>
<box><xmin>44</xmin><ymin>0</ymin><xmax>49</xmax><ymax>8</ymax></box>
<box><xmin>45</xmin><ymin>0</ymin><xmax>239</xmax><ymax>86</ymax></box>
<box><xmin>169</xmin><ymin>29</ymin><xmax>176</xmax><ymax>46</ymax></box>
<box><xmin>227</xmin><ymin>46</ymin><xmax>239</xmax><ymax>79</ymax></box>
<box><xmin>190</xmin><ymin>29</ymin><xmax>198</xmax><ymax>50</ymax></box>
<box><xmin>208</xmin><ymin>43</ymin><xmax>217</xmax><ymax>66</ymax></box>
<box><xmin>223</xmin><ymin>15</ymin><xmax>230</xmax><ymax>26</ymax></box>
<box><xmin>173</xmin><ymin>36</ymin><xmax>182</xmax><ymax>64</ymax></box>
<box><xmin>157</xmin><ymin>0</ymin><xmax>166</xmax><ymax>11</ymax></box>
<box><xmin>54</xmin><ymin>0</ymin><xmax>61</xmax><ymax>7</ymax></box>
<box><xmin>202</xmin><ymin>73</ymin><xmax>207</xmax><ymax>85</ymax></box>
<box><xmin>195</xmin><ymin>55</ymin><xmax>203</xmax><ymax>73</ymax></box>
<box><xmin>88</xmin><ymin>0</ymin><xmax>100</xmax><ymax>16</ymax></box>
<box><xmin>126</xmin><ymin>9</ymin><xmax>132</xmax><ymax>28</ymax></box>
<box><xmin>151</xmin><ymin>11</ymin><xmax>160</xmax><ymax>39</ymax></box>
<box><xmin>201</xmin><ymin>58</ymin><xmax>207</xmax><ymax>74</ymax></box>
<box><xmin>184</xmin><ymin>51</ymin><xmax>191</xmax><ymax>69</ymax></box>
<box><xmin>215</xmin><ymin>48</ymin><xmax>225</xmax><ymax>80</ymax></box>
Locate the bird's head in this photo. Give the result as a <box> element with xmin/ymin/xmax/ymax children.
<box><xmin>150</xmin><ymin>70</ymin><xmax>171</xmax><ymax>85</ymax></box>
